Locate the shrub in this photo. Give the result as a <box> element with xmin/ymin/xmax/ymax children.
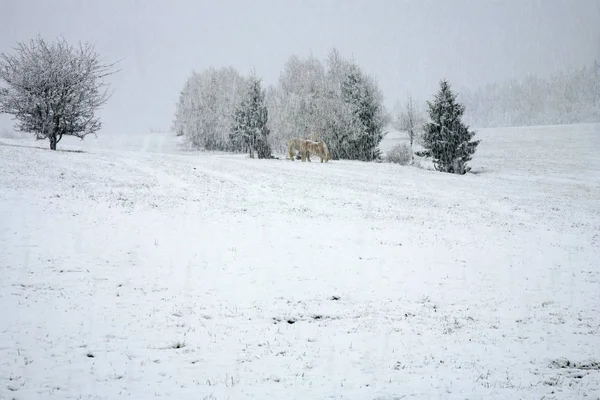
<box><xmin>386</xmin><ymin>143</ymin><xmax>412</xmax><ymax>165</ymax></box>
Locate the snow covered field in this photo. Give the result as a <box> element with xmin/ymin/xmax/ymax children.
<box><xmin>1</xmin><ymin>123</ymin><xmax>599</xmax><ymax>399</ymax></box>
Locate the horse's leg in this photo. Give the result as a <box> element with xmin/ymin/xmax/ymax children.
<box><xmin>289</xmin><ymin>148</ymin><xmax>294</xmax><ymax>161</ymax></box>
<box><xmin>306</xmin><ymin>151</ymin><xmax>311</xmax><ymax>162</ymax></box>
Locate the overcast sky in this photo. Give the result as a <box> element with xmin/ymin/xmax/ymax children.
<box><xmin>1</xmin><ymin>0</ymin><xmax>599</xmax><ymax>134</ymax></box>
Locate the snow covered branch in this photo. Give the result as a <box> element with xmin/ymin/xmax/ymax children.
<box><xmin>0</xmin><ymin>35</ymin><xmax>118</xmax><ymax>150</ymax></box>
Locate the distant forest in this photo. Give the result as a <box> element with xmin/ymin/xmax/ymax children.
<box><xmin>460</xmin><ymin>60</ymin><xmax>600</xmax><ymax>128</ymax></box>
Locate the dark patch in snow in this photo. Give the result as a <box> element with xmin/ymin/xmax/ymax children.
<box><xmin>550</xmin><ymin>358</ymin><xmax>600</xmax><ymax>370</ymax></box>
<box><xmin>0</xmin><ymin>141</ymin><xmax>86</xmax><ymax>153</ymax></box>
<box><xmin>274</xmin><ymin>314</ymin><xmax>339</xmax><ymax>325</ymax></box>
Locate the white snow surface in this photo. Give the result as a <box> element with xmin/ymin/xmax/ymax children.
<box><xmin>1</xmin><ymin>123</ymin><xmax>599</xmax><ymax>399</ymax></box>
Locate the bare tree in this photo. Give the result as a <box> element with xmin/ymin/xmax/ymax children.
<box><xmin>393</xmin><ymin>95</ymin><xmax>423</xmax><ymax>162</ymax></box>
<box><xmin>0</xmin><ymin>36</ymin><xmax>118</xmax><ymax>150</ymax></box>
<box><xmin>173</xmin><ymin>67</ymin><xmax>247</xmax><ymax>151</ymax></box>
<box><xmin>266</xmin><ymin>54</ymin><xmax>328</xmax><ymax>153</ymax></box>
<box><xmin>268</xmin><ymin>48</ymin><xmax>389</xmax><ymax>160</ymax></box>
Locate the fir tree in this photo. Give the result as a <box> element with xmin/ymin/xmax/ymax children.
<box><xmin>340</xmin><ymin>63</ymin><xmax>388</xmax><ymax>161</ymax></box>
<box><xmin>420</xmin><ymin>80</ymin><xmax>480</xmax><ymax>174</ymax></box>
<box><xmin>231</xmin><ymin>74</ymin><xmax>271</xmax><ymax>159</ymax></box>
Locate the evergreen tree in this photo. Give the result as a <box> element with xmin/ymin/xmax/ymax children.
<box><xmin>420</xmin><ymin>80</ymin><xmax>480</xmax><ymax>174</ymax></box>
<box><xmin>340</xmin><ymin>63</ymin><xmax>388</xmax><ymax>161</ymax></box>
<box><xmin>231</xmin><ymin>74</ymin><xmax>271</xmax><ymax>159</ymax></box>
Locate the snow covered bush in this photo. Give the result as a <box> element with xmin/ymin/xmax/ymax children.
<box><xmin>386</xmin><ymin>143</ymin><xmax>412</xmax><ymax>165</ymax></box>
<box><xmin>0</xmin><ymin>36</ymin><xmax>118</xmax><ymax>150</ymax></box>
<box><xmin>419</xmin><ymin>80</ymin><xmax>480</xmax><ymax>174</ymax></box>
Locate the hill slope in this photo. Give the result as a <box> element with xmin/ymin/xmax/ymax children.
<box><xmin>1</xmin><ymin>124</ymin><xmax>599</xmax><ymax>399</ymax></box>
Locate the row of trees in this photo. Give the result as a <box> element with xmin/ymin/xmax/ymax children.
<box><xmin>173</xmin><ymin>49</ymin><xmax>390</xmax><ymax>161</ymax></box>
<box><xmin>0</xmin><ymin>36</ymin><xmax>481</xmax><ymax>174</ymax></box>
<box><xmin>174</xmin><ymin>48</ymin><xmax>481</xmax><ymax>173</ymax></box>
<box><xmin>172</xmin><ymin>67</ymin><xmax>272</xmax><ymax>158</ymax></box>
<box><xmin>461</xmin><ymin>60</ymin><xmax>600</xmax><ymax>128</ymax></box>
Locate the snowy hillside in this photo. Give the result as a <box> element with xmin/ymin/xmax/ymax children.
<box><xmin>1</xmin><ymin>123</ymin><xmax>599</xmax><ymax>399</ymax></box>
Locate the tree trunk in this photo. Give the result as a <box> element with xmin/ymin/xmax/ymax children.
<box><xmin>452</xmin><ymin>158</ymin><xmax>464</xmax><ymax>175</ymax></box>
<box><xmin>51</xmin><ymin>116</ymin><xmax>61</xmax><ymax>150</ymax></box>
<box><xmin>409</xmin><ymin>130</ymin><xmax>414</xmax><ymax>163</ymax></box>
<box><xmin>49</xmin><ymin>134</ymin><xmax>57</xmax><ymax>150</ymax></box>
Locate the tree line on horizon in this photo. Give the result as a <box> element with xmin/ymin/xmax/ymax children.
<box><xmin>460</xmin><ymin>60</ymin><xmax>600</xmax><ymax>128</ymax></box>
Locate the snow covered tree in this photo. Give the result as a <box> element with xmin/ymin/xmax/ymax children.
<box><xmin>420</xmin><ymin>80</ymin><xmax>480</xmax><ymax>174</ymax></box>
<box><xmin>318</xmin><ymin>48</ymin><xmax>358</xmax><ymax>159</ymax></box>
<box><xmin>267</xmin><ymin>48</ymin><xmax>389</xmax><ymax>160</ymax></box>
<box><xmin>267</xmin><ymin>54</ymin><xmax>328</xmax><ymax>153</ymax></box>
<box><xmin>173</xmin><ymin>67</ymin><xmax>246</xmax><ymax>151</ymax></box>
<box><xmin>0</xmin><ymin>36</ymin><xmax>117</xmax><ymax>150</ymax></box>
<box><xmin>393</xmin><ymin>94</ymin><xmax>424</xmax><ymax>162</ymax></box>
<box><xmin>231</xmin><ymin>74</ymin><xmax>271</xmax><ymax>159</ymax></box>
<box><xmin>340</xmin><ymin>63</ymin><xmax>389</xmax><ymax>161</ymax></box>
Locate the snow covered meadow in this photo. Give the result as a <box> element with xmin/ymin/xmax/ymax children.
<box><xmin>0</xmin><ymin>123</ymin><xmax>599</xmax><ymax>399</ymax></box>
